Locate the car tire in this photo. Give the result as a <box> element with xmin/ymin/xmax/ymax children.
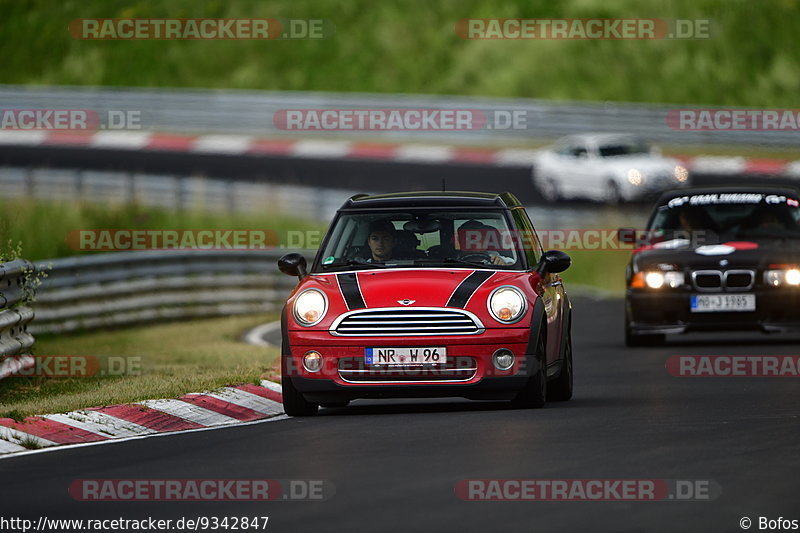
<box><xmin>538</xmin><ymin>176</ymin><xmax>561</xmax><ymax>203</ymax></box>
<box><xmin>281</xmin><ymin>375</ymin><xmax>319</xmax><ymax>416</ymax></box>
<box><xmin>547</xmin><ymin>326</ymin><xmax>573</xmax><ymax>401</ymax></box>
<box><xmin>605</xmin><ymin>179</ymin><xmax>623</xmax><ymax>205</ymax></box>
<box><xmin>511</xmin><ymin>324</ymin><xmax>547</xmax><ymax>409</ymax></box>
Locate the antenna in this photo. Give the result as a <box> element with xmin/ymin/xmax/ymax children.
<box><xmin>441</xmin><ymin>178</ymin><xmax>446</xmax><ymax>192</ymax></box>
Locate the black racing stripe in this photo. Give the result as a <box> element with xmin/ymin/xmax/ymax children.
<box><xmin>447</xmin><ymin>271</ymin><xmax>493</xmax><ymax>308</ymax></box>
<box><xmin>337</xmin><ymin>273</ymin><xmax>366</xmax><ymax>310</ymax></box>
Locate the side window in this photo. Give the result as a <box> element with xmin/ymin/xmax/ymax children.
<box><xmin>511</xmin><ymin>208</ymin><xmax>543</xmax><ymax>267</ymax></box>
<box><xmin>554</xmin><ymin>142</ymin><xmax>572</xmax><ymax>156</ymax></box>
<box><xmin>570</xmin><ymin>145</ymin><xmax>588</xmax><ymax>158</ymax></box>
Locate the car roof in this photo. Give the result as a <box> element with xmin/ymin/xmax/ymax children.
<box><xmin>655</xmin><ymin>186</ymin><xmax>800</xmax><ymax>205</ymax></box>
<box><xmin>556</xmin><ymin>133</ymin><xmax>643</xmax><ymax>145</ymax></box>
<box><xmin>340</xmin><ymin>191</ymin><xmax>523</xmax><ymax>210</ymax></box>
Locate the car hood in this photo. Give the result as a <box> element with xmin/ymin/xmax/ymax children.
<box><xmin>632</xmin><ymin>239</ymin><xmax>800</xmax><ymax>269</ymax></box>
<box><xmin>290</xmin><ymin>268</ymin><xmax>538</xmax><ymax>331</ymax></box>
<box><xmin>345</xmin><ymin>269</ymin><xmax>503</xmax><ymax>308</ymax></box>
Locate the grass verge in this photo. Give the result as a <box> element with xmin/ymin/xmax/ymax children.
<box><xmin>0</xmin><ymin>198</ymin><xmax>325</xmax><ymax>262</ymax></box>
<box><xmin>560</xmin><ymin>249</ymin><xmax>629</xmax><ymax>296</ymax></box>
<box><xmin>0</xmin><ymin>314</ymin><xmax>279</xmax><ymax>420</ymax></box>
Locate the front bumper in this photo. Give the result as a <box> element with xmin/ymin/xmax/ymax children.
<box><xmin>283</xmin><ymin>327</ymin><xmax>537</xmax><ymax>401</ymax></box>
<box><xmin>626</xmin><ymin>288</ymin><xmax>800</xmax><ymax>334</ymax></box>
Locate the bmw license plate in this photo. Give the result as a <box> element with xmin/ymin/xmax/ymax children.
<box><xmin>365</xmin><ymin>347</ymin><xmax>447</xmax><ymax>366</ymax></box>
<box><xmin>690</xmin><ymin>294</ymin><xmax>756</xmax><ymax>312</ymax></box>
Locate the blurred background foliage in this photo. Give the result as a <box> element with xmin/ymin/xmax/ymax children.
<box><xmin>0</xmin><ymin>0</ymin><xmax>797</xmax><ymax>106</ymax></box>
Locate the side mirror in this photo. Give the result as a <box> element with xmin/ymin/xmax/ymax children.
<box><xmin>617</xmin><ymin>227</ymin><xmax>638</xmax><ymax>245</ymax></box>
<box><xmin>278</xmin><ymin>253</ymin><xmax>308</xmax><ymax>280</ymax></box>
<box><xmin>538</xmin><ymin>250</ymin><xmax>571</xmax><ymax>275</ymax></box>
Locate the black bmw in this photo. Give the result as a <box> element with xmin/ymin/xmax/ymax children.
<box><xmin>621</xmin><ymin>186</ymin><xmax>800</xmax><ymax>346</ymax></box>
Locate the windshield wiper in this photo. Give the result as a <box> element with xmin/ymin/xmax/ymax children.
<box><xmin>415</xmin><ymin>258</ymin><xmax>491</xmax><ymax>268</ymax></box>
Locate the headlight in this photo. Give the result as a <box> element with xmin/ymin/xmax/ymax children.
<box><xmin>645</xmin><ymin>271</ymin><xmax>664</xmax><ymax>289</ymax></box>
<box><xmin>631</xmin><ymin>270</ymin><xmax>685</xmax><ymax>289</ymax></box>
<box><xmin>674</xmin><ymin>165</ymin><xmax>689</xmax><ymax>182</ymax></box>
<box><xmin>627</xmin><ymin>168</ymin><xmax>643</xmax><ymax>186</ymax></box>
<box><xmin>488</xmin><ymin>286</ymin><xmax>526</xmax><ymax>323</ymax></box>
<box><xmin>764</xmin><ymin>268</ymin><xmax>800</xmax><ymax>287</ymax></box>
<box><xmin>293</xmin><ymin>289</ymin><xmax>327</xmax><ymax>326</ymax></box>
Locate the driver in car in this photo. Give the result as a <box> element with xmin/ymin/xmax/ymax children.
<box><xmin>366</xmin><ymin>219</ymin><xmax>398</xmax><ymax>262</ymax></box>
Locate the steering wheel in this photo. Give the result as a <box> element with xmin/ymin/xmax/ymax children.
<box><xmin>459</xmin><ymin>252</ymin><xmax>492</xmax><ymax>264</ymax></box>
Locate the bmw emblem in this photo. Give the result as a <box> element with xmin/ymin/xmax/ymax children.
<box><xmin>719</xmin><ymin>259</ymin><xmax>729</xmax><ymax>266</ymax></box>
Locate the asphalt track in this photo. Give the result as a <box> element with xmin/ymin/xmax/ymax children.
<box><xmin>1</xmin><ymin>296</ymin><xmax>799</xmax><ymax>533</ymax></box>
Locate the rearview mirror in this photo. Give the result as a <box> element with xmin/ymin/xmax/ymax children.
<box><xmin>278</xmin><ymin>253</ymin><xmax>308</xmax><ymax>280</ymax></box>
<box><xmin>538</xmin><ymin>250</ymin><xmax>571</xmax><ymax>274</ymax></box>
<box><xmin>403</xmin><ymin>218</ymin><xmax>440</xmax><ymax>234</ymax></box>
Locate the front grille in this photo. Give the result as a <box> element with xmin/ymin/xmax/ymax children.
<box><xmin>725</xmin><ymin>270</ymin><xmax>754</xmax><ymax>290</ymax></box>
<box><xmin>691</xmin><ymin>269</ymin><xmax>755</xmax><ymax>291</ymax></box>
<box><xmin>338</xmin><ymin>356</ymin><xmax>478</xmax><ymax>382</ymax></box>
<box><xmin>330</xmin><ymin>307</ymin><xmax>484</xmax><ymax>336</ymax></box>
<box><xmin>693</xmin><ymin>271</ymin><xmax>722</xmax><ymax>289</ymax></box>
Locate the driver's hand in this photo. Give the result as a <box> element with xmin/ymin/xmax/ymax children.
<box><xmin>491</xmin><ymin>255</ymin><xmax>506</xmax><ymax>265</ymax></box>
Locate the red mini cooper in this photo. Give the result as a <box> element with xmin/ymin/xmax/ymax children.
<box><xmin>277</xmin><ymin>191</ymin><xmax>573</xmax><ymax>416</ymax></box>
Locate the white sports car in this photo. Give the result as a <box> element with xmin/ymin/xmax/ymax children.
<box><xmin>532</xmin><ymin>134</ymin><xmax>690</xmax><ymax>203</ymax></box>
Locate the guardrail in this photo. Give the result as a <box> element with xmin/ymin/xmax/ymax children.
<box><xmin>0</xmin><ymin>85</ymin><xmax>794</xmax><ymax>147</ymax></box>
<box><xmin>0</xmin><ymin>166</ymin><xmax>362</xmax><ymax>221</ymax></box>
<box><xmin>0</xmin><ymin>259</ymin><xmax>36</xmax><ymax>379</ymax></box>
<box><xmin>29</xmin><ymin>249</ymin><xmax>313</xmax><ymax>335</ymax></box>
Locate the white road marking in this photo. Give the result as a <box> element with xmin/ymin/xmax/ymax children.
<box><xmin>192</xmin><ymin>134</ymin><xmax>254</xmax><ymax>154</ymax></box>
<box><xmin>91</xmin><ymin>131</ymin><xmax>152</xmax><ymax>149</ymax></box>
<box><xmin>44</xmin><ymin>412</ymin><xmax>156</xmax><ymax>438</ymax></box>
<box><xmin>203</xmin><ymin>387</ymin><xmax>284</xmax><ymax>416</ymax></box>
<box><xmin>139</xmin><ymin>399</ymin><xmax>241</xmax><ymax>426</ymax></box>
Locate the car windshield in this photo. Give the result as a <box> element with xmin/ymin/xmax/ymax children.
<box><xmin>649</xmin><ymin>193</ymin><xmax>800</xmax><ymax>243</ymax></box>
<box><xmin>315</xmin><ymin>209</ymin><xmax>525</xmax><ymax>271</ymax></box>
<box><xmin>597</xmin><ymin>140</ymin><xmax>651</xmax><ymax>157</ymax></box>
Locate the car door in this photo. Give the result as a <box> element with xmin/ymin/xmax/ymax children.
<box><xmin>562</xmin><ymin>142</ymin><xmax>595</xmax><ymax>198</ymax></box>
<box><xmin>512</xmin><ymin>208</ymin><xmax>564</xmax><ymax>367</ymax></box>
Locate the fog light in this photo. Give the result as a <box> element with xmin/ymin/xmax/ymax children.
<box><xmin>492</xmin><ymin>349</ymin><xmax>515</xmax><ymax>371</ymax></box>
<box><xmin>303</xmin><ymin>351</ymin><xmax>323</xmax><ymax>372</ymax></box>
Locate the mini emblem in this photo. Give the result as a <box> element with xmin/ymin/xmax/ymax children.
<box><xmin>397</xmin><ymin>299</ymin><xmax>416</xmax><ymax>306</ymax></box>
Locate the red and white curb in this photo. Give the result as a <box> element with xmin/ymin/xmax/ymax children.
<box><xmin>0</xmin><ymin>379</ymin><xmax>284</xmax><ymax>457</ymax></box>
<box><xmin>0</xmin><ymin>129</ymin><xmax>797</xmax><ymax>174</ymax></box>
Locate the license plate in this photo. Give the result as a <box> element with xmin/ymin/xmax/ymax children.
<box><xmin>690</xmin><ymin>294</ymin><xmax>756</xmax><ymax>313</ymax></box>
<box><xmin>365</xmin><ymin>347</ymin><xmax>447</xmax><ymax>366</ymax></box>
